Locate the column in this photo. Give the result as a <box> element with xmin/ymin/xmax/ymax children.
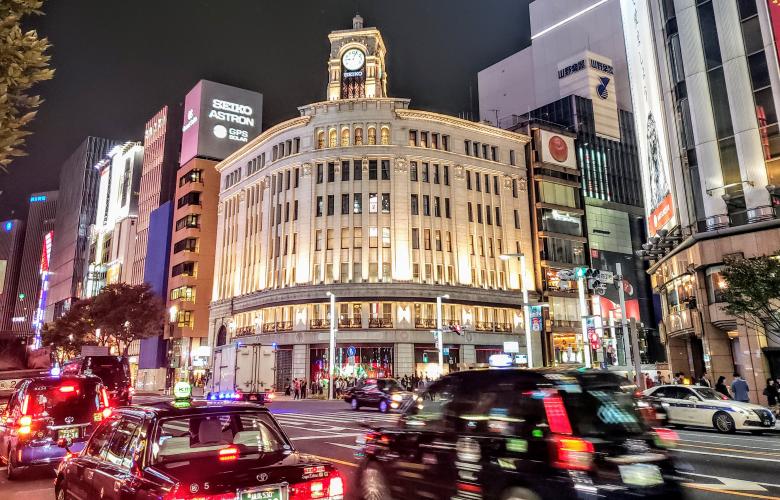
<box><xmin>395</xmin><ymin>343</ymin><xmax>414</xmax><ymax>378</ymax></box>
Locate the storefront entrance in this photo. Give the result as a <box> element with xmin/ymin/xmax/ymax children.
<box><xmin>310</xmin><ymin>344</ymin><xmax>394</xmax><ymax>385</ymax></box>
<box><xmin>552</xmin><ymin>333</ymin><xmax>584</xmax><ymax>365</ymax></box>
<box><xmin>413</xmin><ymin>344</ymin><xmax>460</xmax><ymax>379</ymax></box>
<box><xmin>275</xmin><ymin>347</ymin><xmax>292</xmax><ymax>392</ymax></box>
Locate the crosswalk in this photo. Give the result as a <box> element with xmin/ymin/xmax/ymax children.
<box><xmin>271</xmin><ymin>409</ymin><xmax>400</xmax><ymax>430</ymax></box>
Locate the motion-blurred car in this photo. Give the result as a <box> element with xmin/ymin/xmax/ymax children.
<box><xmin>642</xmin><ymin>384</ymin><xmax>776</xmax><ymax>433</ymax></box>
<box><xmin>354</xmin><ymin>369</ymin><xmax>683</xmax><ymax>500</ymax></box>
<box><xmin>55</xmin><ymin>396</ymin><xmax>344</xmax><ymax>500</ymax></box>
<box><xmin>0</xmin><ymin>375</ymin><xmax>112</xmax><ymax>479</ymax></box>
<box><xmin>61</xmin><ymin>356</ymin><xmax>133</xmax><ymax>406</ymax></box>
<box><xmin>343</xmin><ymin>378</ymin><xmax>411</xmax><ymax>413</ymax></box>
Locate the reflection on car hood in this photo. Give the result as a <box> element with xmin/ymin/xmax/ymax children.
<box><xmin>724</xmin><ymin>400</ymin><xmax>771</xmax><ymax>411</ymax></box>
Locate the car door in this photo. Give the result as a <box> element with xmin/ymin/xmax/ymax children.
<box><xmin>649</xmin><ymin>387</ymin><xmax>687</xmax><ymax>424</ymax></box>
<box><xmin>0</xmin><ymin>382</ymin><xmax>23</xmax><ymax>460</ymax></box>
<box><xmin>397</xmin><ymin>378</ymin><xmax>459</xmax><ymax>500</ymax></box>
<box><xmin>91</xmin><ymin>416</ymin><xmax>143</xmax><ymax>500</ymax></box>
<box><xmin>673</xmin><ymin>387</ymin><xmax>701</xmax><ymax>425</ymax></box>
<box><xmin>63</xmin><ymin>415</ymin><xmax>119</xmax><ymax>500</ymax></box>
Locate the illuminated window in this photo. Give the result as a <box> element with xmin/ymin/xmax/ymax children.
<box><xmin>368</xmin><ymin>127</ymin><xmax>377</xmax><ymax>145</ymax></box>
<box><xmin>380</xmin><ymin>127</ymin><xmax>390</xmax><ymax>145</ymax></box>
<box><xmin>328</xmin><ymin>129</ymin><xmax>337</xmax><ymax>148</ymax></box>
<box><xmin>382</xmin><ymin>227</ymin><xmax>391</xmax><ymax>248</ymax></box>
<box><xmin>354</xmin><ymin>127</ymin><xmax>363</xmax><ymax>145</ymax></box>
<box><xmin>341</xmin><ymin>128</ymin><xmax>350</xmax><ymax>147</ymax></box>
<box><xmin>369</xmin><ymin>226</ymin><xmax>378</xmax><ymax>247</ymax></box>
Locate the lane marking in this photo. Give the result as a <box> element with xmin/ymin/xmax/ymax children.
<box><xmin>679</xmin><ymin>438</ymin><xmax>780</xmax><ymax>452</ymax></box>
<box><xmin>677</xmin><ymin>431</ymin><xmax>780</xmax><ymax>445</ymax></box>
<box><xmin>677</xmin><ymin>443</ymin><xmax>780</xmax><ymax>457</ymax></box>
<box><xmin>305</xmin><ymin>454</ymin><xmax>358</xmax><ymax>468</ymax></box>
<box><xmin>682</xmin><ymin>483</ymin><xmax>780</xmax><ymax>499</ymax></box>
<box><xmin>327</xmin><ymin>442</ymin><xmax>363</xmax><ymax>451</ymax></box>
<box><xmin>671</xmin><ymin>448</ymin><xmax>780</xmax><ymax>463</ymax></box>
<box><xmin>290</xmin><ymin>433</ymin><xmax>363</xmax><ymax>441</ymax></box>
<box><xmin>680</xmin><ymin>471</ymin><xmax>780</xmax><ymax>489</ymax></box>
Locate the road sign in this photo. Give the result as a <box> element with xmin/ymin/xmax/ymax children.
<box><xmin>347</xmin><ymin>346</ymin><xmax>356</xmax><ymax>357</ymax></box>
<box><xmin>557</xmin><ymin>269</ymin><xmax>576</xmax><ymax>280</ymax></box>
<box><xmin>598</xmin><ymin>270</ymin><xmax>615</xmax><ymax>284</ymax></box>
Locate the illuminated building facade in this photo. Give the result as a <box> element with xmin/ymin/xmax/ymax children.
<box><xmin>209</xmin><ymin>17</ymin><xmax>533</xmax><ymax>388</ymax></box>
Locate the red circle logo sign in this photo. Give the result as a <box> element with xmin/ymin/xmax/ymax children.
<box><xmin>548</xmin><ymin>135</ymin><xmax>569</xmax><ymax>163</ymax></box>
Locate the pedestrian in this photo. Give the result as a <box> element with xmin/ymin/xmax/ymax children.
<box><xmin>731</xmin><ymin>373</ymin><xmax>750</xmax><ymax>402</ymax></box>
<box><xmin>301</xmin><ymin>379</ymin><xmax>307</xmax><ymax>399</ymax></box>
<box><xmin>763</xmin><ymin>378</ymin><xmax>779</xmax><ymax>415</ymax></box>
<box><xmin>698</xmin><ymin>371</ymin><xmax>712</xmax><ymax>388</ymax></box>
<box><xmin>644</xmin><ymin>373</ymin><xmax>654</xmax><ymax>389</ymax></box>
<box><xmin>715</xmin><ymin>376</ymin><xmax>730</xmax><ymax>398</ymax></box>
<box><xmin>293</xmin><ymin>378</ymin><xmax>301</xmax><ymax>400</ymax></box>
<box><xmin>655</xmin><ymin>371</ymin><xmax>663</xmax><ymax>385</ymax></box>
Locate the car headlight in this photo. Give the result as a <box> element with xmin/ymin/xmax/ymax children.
<box><xmin>391</xmin><ymin>394</ymin><xmax>403</xmax><ymax>402</ymax></box>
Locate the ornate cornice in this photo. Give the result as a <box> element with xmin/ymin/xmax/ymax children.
<box><xmin>216</xmin><ymin>115</ymin><xmax>312</xmax><ymax>173</ymax></box>
<box><xmin>394</xmin><ymin>109</ymin><xmax>530</xmax><ymax>144</ymax></box>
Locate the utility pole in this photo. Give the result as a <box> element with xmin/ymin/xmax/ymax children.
<box><xmin>578</xmin><ymin>274</ymin><xmax>592</xmax><ymax>367</ymax></box>
<box><xmin>616</xmin><ymin>263</ymin><xmax>633</xmax><ymax>377</ymax></box>
<box><xmin>629</xmin><ymin>318</ymin><xmax>644</xmax><ymax>389</ymax></box>
<box><xmin>436</xmin><ymin>295</ymin><xmax>449</xmax><ymax>377</ymax></box>
<box><xmin>326</xmin><ymin>292</ymin><xmax>336</xmax><ymax>400</ymax></box>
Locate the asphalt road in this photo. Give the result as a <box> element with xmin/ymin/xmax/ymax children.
<box><xmin>2</xmin><ymin>396</ymin><xmax>779</xmax><ymax>499</ymax></box>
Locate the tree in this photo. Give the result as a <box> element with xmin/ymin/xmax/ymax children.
<box><xmin>89</xmin><ymin>283</ymin><xmax>165</xmax><ymax>355</ymax></box>
<box><xmin>41</xmin><ymin>299</ymin><xmax>94</xmax><ymax>365</ymax></box>
<box><xmin>0</xmin><ymin>0</ymin><xmax>54</xmax><ymax>169</ymax></box>
<box><xmin>720</xmin><ymin>253</ymin><xmax>780</xmax><ymax>344</ymax></box>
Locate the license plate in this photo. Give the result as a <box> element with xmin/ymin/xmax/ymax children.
<box><xmin>619</xmin><ymin>464</ymin><xmax>663</xmax><ymax>487</ymax></box>
<box><xmin>239</xmin><ymin>485</ymin><xmax>283</xmax><ymax>500</ymax></box>
<box><xmin>57</xmin><ymin>427</ymin><xmax>79</xmax><ymax>440</ymax></box>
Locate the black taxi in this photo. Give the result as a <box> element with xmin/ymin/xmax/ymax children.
<box><xmin>354</xmin><ymin>369</ymin><xmax>683</xmax><ymax>500</ymax></box>
<box><xmin>54</xmin><ymin>387</ymin><xmax>344</xmax><ymax>500</ymax></box>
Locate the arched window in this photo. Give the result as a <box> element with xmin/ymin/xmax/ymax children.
<box><xmin>328</xmin><ymin>129</ymin><xmax>337</xmax><ymax>148</ymax></box>
<box><xmin>316</xmin><ymin>130</ymin><xmax>325</xmax><ymax>149</ymax></box>
<box><xmin>341</xmin><ymin>128</ymin><xmax>350</xmax><ymax>147</ymax></box>
<box><xmin>380</xmin><ymin>126</ymin><xmax>390</xmax><ymax>145</ymax></box>
<box><xmin>216</xmin><ymin>325</ymin><xmax>227</xmax><ymax>346</ymax></box>
<box><xmin>368</xmin><ymin>127</ymin><xmax>377</xmax><ymax>145</ymax></box>
<box><xmin>354</xmin><ymin>127</ymin><xmax>364</xmax><ymax>145</ymax></box>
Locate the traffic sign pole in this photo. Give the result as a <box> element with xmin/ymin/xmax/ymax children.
<box><xmin>578</xmin><ymin>275</ymin><xmax>592</xmax><ymax>367</ymax></box>
<box><xmin>616</xmin><ymin>263</ymin><xmax>634</xmax><ymax>381</ymax></box>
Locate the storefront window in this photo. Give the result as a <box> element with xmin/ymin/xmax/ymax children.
<box><xmin>552</xmin><ymin>333</ymin><xmax>583</xmax><ymax>365</ymax></box>
<box><xmin>310</xmin><ymin>345</ymin><xmax>394</xmax><ymax>383</ymax></box>
<box><xmin>665</xmin><ymin>275</ymin><xmax>696</xmax><ymax>312</ymax></box>
<box><xmin>414</xmin><ymin>345</ymin><xmax>459</xmax><ymax>379</ymax></box>
<box><xmin>706</xmin><ymin>267</ymin><xmax>728</xmax><ymax>303</ymax></box>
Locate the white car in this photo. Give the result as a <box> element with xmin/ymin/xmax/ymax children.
<box><xmin>643</xmin><ymin>385</ymin><xmax>776</xmax><ymax>434</ymax></box>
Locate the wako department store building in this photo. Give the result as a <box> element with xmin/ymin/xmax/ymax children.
<box><xmin>209</xmin><ymin>16</ymin><xmax>534</xmax><ymax>387</ymax></box>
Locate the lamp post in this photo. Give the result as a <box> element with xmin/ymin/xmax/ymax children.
<box><xmin>500</xmin><ymin>253</ymin><xmax>533</xmax><ymax>368</ymax></box>
<box><xmin>436</xmin><ymin>294</ymin><xmax>450</xmax><ymax>377</ymax></box>
<box><xmin>326</xmin><ymin>292</ymin><xmax>336</xmax><ymax>400</ymax></box>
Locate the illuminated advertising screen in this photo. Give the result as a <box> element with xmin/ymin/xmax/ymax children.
<box><xmin>180</xmin><ymin>80</ymin><xmax>263</xmax><ymax>165</ymax></box>
<box><xmin>620</xmin><ymin>0</ymin><xmax>676</xmax><ymax>236</ymax></box>
<box><xmin>768</xmin><ymin>1</ymin><xmax>780</xmax><ymax>68</ymax></box>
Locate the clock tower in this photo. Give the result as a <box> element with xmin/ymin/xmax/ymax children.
<box><xmin>327</xmin><ymin>14</ymin><xmax>388</xmax><ymax>100</ymax></box>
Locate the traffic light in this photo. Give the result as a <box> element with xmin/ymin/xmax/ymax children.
<box><xmin>422</xmin><ymin>352</ymin><xmax>429</xmax><ymax>363</ymax></box>
<box><xmin>574</xmin><ymin>267</ymin><xmax>588</xmax><ymax>279</ymax></box>
<box><xmin>17</xmin><ymin>293</ymin><xmax>25</xmax><ymax>300</ymax></box>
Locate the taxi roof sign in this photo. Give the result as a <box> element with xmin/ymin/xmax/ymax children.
<box><xmin>173</xmin><ymin>381</ymin><xmax>192</xmax><ymax>400</ymax></box>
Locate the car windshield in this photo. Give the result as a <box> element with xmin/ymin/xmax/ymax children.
<box><xmin>377</xmin><ymin>379</ymin><xmax>401</xmax><ymax>391</ymax></box>
<box><xmin>695</xmin><ymin>388</ymin><xmax>729</xmax><ymax>401</ymax></box>
<box><xmin>558</xmin><ymin>379</ymin><xmax>645</xmax><ymax>437</ymax></box>
<box><xmin>27</xmin><ymin>379</ymin><xmax>101</xmax><ymax>425</ymax></box>
<box><xmin>85</xmin><ymin>357</ymin><xmax>128</xmax><ymax>387</ymax></box>
<box><xmin>152</xmin><ymin>411</ymin><xmax>289</xmax><ymax>464</ymax></box>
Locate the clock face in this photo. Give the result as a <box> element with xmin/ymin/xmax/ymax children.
<box><xmin>342</xmin><ymin>49</ymin><xmax>365</xmax><ymax>71</ymax></box>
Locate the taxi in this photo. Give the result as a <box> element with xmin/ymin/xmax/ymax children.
<box><xmin>54</xmin><ymin>382</ymin><xmax>344</xmax><ymax>500</ymax></box>
<box><xmin>354</xmin><ymin>369</ymin><xmax>683</xmax><ymax>500</ymax></box>
<box><xmin>642</xmin><ymin>384</ymin><xmax>776</xmax><ymax>433</ymax></box>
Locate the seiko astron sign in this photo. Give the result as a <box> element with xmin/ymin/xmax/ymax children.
<box><xmin>180</xmin><ymin>80</ymin><xmax>263</xmax><ymax>165</ymax></box>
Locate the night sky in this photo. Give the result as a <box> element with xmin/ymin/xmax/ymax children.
<box><xmin>0</xmin><ymin>0</ymin><xmax>530</xmax><ymax>219</ymax></box>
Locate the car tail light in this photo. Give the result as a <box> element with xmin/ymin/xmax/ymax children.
<box><xmin>652</xmin><ymin>427</ymin><xmax>679</xmax><ymax>448</ymax></box>
<box><xmin>102</xmin><ymin>408</ymin><xmax>112</xmax><ymax>418</ymax></box>
<box><xmin>550</xmin><ymin>435</ymin><xmax>595</xmax><ymax>471</ymax></box>
<box><xmin>59</xmin><ymin>384</ymin><xmax>77</xmax><ymax>393</ymax></box>
<box><xmin>218</xmin><ymin>446</ymin><xmax>238</xmax><ymax>462</ymax></box>
<box><xmin>21</xmin><ymin>394</ymin><xmax>30</xmax><ymax>415</ymax></box>
<box><xmin>290</xmin><ymin>471</ymin><xmax>344</xmax><ymax>500</ymax></box>
<box><xmin>101</xmin><ymin>387</ymin><xmax>111</xmax><ymax>407</ymax></box>
<box><xmin>267</xmin><ymin>393</ymin><xmax>275</xmax><ymax>400</ymax></box>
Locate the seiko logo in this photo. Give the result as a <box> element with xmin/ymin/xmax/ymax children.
<box><xmin>257</xmin><ymin>473</ymin><xmax>269</xmax><ymax>482</ymax></box>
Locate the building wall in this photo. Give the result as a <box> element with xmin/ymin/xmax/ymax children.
<box><xmin>46</xmin><ymin>137</ymin><xmax>120</xmax><ymax>321</ymax></box>
<box><xmin>12</xmin><ymin>192</ymin><xmax>57</xmax><ymax>334</ymax></box>
<box><xmin>0</xmin><ymin>220</ymin><xmax>26</xmax><ymax>333</ymax></box>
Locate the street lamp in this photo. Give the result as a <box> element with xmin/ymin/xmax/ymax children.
<box><xmin>436</xmin><ymin>294</ymin><xmax>450</xmax><ymax>377</ymax></box>
<box><xmin>500</xmin><ymin>253</ymin><xmax>533</xmax><ymax>368</ymax></box>
<box><xmin>326</xmin><ymin>291</ymin><xmax>336</xmax><ymax>400</ymax></box>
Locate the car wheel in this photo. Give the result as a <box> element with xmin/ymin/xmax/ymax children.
<box><xmin>501</xmin><ymin>487</ymin><xmax>542</xmax><ymax>500</ymax></box>
<box><xmin>361</xmin><ymin>463</ymin><xmax>393</xmax><ymax>500</ymax></box>
<box><xmin>351</xmin><ymin>398</ymin><xmax>360</xmax><ymax>411</ymax></box>
<box><xmin>378</xmin><ymin>400</ymin><xmax>389</xmax><ymax>413</ymax></box>
<box><xmin>713</xmin><ymin>412</ymin><xmax>736</xmax><ymax>433</ymax></box>
<box><xmin>6</xmin><ymin>449</ymin><xmax>20</xmax><ymax>480</ymax></box>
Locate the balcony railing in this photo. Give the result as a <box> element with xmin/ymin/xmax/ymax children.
<box><xmin>474</xmin><ymin>321</ymin><xmax>495</xmax><ymax>332</ymax></box>
<box><xmin>369</xmin><ymin>317</ymin><xmax>393</xmax><ymax>328</ymax></box>
<box><xmin>494</xmin><ymin>322</ymin><xmax>512</xmax><ymax>332</ymax></box>
<box><xmin>339</xmin><ymin>317</ymin><xmax>362</xmax><ymax>328</ymax></box>
<box><xmin>414</xmin><ymin>318</ymin><xmax>436</xmax><ymax>329</ymax></box>
<box><xmin>262</xmin><ymin>322</ymin><xmax>276</xmax><ymax>333</ymax></box>
<box><xmin>309</xmin><ymin>319</ymin><xmax>331</xmax><ymax>330</ymax></box>
<box><xmin>235</xmin><ymin>326</ymin><xmax>257</xmax><ymax>337</ymax></box>
<box><xmin>276</xmin><ymin>321</ymin><xmax>293</xmax><ymax>332</ymax></box>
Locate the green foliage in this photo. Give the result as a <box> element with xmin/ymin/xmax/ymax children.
<box><xmin>721</xmin><ymin>253</ymin><xmax>780</xmax><ymax>343</ymax></box>
<box><xmin>42</xmin><ymin>283</ymin><xmax>165</xmax><ymax>360</ymax></box>
<box><xmin>0</xmin><ymin>0</ymin><xmax>54</xmax><ymax>169</ymax></box>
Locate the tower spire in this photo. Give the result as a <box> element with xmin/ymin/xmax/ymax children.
<box><xmin>352</xmin><ymin>13</ymin><xmax>364</xmax><ymax>29</ymax></box>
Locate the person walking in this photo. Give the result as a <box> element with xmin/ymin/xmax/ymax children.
<box><xmin>293</xmin><ymin>378</ymin><xmax>301</xmax><ymax>400</ymax></box>
<box><xmin>698</xmin><ymin>371</ymin><xmax>712</xmax><ymax>388</ymax></box>
<box><xmin>301</xmin><ymin>379</ymin><xmax>307</xmax><ymax>399</ymax></box>
<box><xmin>731</xmin><ymin>373</ymin><xmax>750</xmax><ymax>402</ymax></box>
<box><xmin>644</xmin><ymin>373</ymin><xmax>654</xmax><ymax>389</ymax></box>
<box><xmin>715</xmin><ymin>376</ymin><xmax>730</xmax><ymax>398</ymax></box>
<box><xmin>763</xmin><ymin>378</ymin><xmax>779</xmax><ymax>415</ymax></box>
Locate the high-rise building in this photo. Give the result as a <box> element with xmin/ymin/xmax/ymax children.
<box><xmin>478</xmin><ymin>0</ymin><xmax>662</xmax><ymax>366</ymax></box>
<box><xmin>131</xmin><ymin>105</ymin><xmax>182</xmax><ymax>285</ymax></box>
<box><xmin>0</xmin><ymin>220</ymin><xmax>26</xmax><ymax>334</ymax></box>
<box><xmin>622</xmin><ymin>0</ymin><xmax>780</xmax><ymax>402</ymax></box>
<box><xmin>12</xmin><ymin>191</ymin><xmax>57</xmax><ymax>336</ymax></box>
<box><xmin>208</xmin><ymin>16</ymin><xmax>533</xmax><ymax>390</ymax></box>
<box><xmin>85</xmin><ymin>142</ymin><xmax>144</xmax><ymax>296</ymax></box>
<box><xmin>46</xmin><ymin>137</ymin><xmax>121</xmax><ymax>321</ymax></box>
<box><xmin>167</xmin><ymin>79</ymin><xmax>263</xmax><ymax>379</ymax></box>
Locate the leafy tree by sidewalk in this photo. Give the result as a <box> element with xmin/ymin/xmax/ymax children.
<box><xmin>721</xmin><ymin>253</ymin><xmax>780</xmax><ymax>344</ymax></box>
<box><xmin>0</xmin><ymin>0</ymin><xmax>54</xmax><ymax>169</ymax></box>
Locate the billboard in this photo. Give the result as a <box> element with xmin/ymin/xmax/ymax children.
<box><xmin>539</xmin><ymin>129</ymin><xmax>577</xmax><ymax>169</ymax></box>
<box><xmin>620</xmin><ymin>0</ymin><xmax>676</xmax><ymax>236</ymax></box>
<box><xmin>180</xmin><ymin>80</ymin><xmax>263</xmax><ymax>165</ymax></box>
<box><xmin>768</xmin><ymin>1</ymin><xmax>780</xmax><ymax>71</ymax></box>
